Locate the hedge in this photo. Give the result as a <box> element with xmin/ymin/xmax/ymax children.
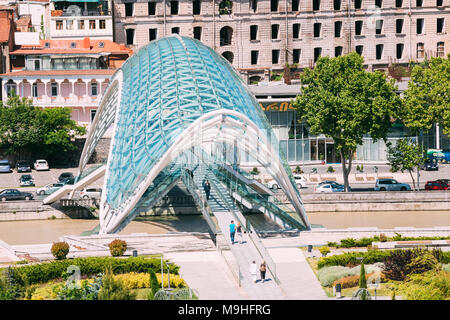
<box><xmin>2</xmin><ymin>257</ymin><xmax>180</xmax><ymax>286</ymax></box>
<box><xmin>317</xmin><ymin>249</ymin><xmax>450</xmax><ymax>269</ymax></box>
<box><xmin>328</xmin><ymin>235</ymin><xmax>450</xmax><ymax>248</ymax></box>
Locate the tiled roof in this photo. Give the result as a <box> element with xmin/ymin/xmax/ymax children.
<box><xmin>0</xmin><ymin>69</ymin><xmax>116</xmax><ymax>78</ymax></box>
<box><xmin>11</xmin><ymin>38</ymin><xmax>133</xmax><ymax>55</ymax></box>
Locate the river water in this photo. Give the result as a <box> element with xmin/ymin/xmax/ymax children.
<box><xmin>0</xmin><ymin>211</ymin><xmax>449</xmax><ymax>245</ymax></box>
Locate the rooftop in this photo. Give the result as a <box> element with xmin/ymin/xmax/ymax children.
<box><xmin>0</xmin><ymin>69</ymin><xmax>116</xmax><ymax>78</ymax></box>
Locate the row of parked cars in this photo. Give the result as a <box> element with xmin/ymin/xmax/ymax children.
<box><xmin>0</xmin><ymin>159</ymin><xmax>49</xmax><ymax>173</ymax></box>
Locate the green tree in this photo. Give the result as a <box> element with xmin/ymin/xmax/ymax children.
<box><xmin>0</xmin><ymin>95</ymin><xmax>85</xmax><ymax>163</ymax></box>
<box><xmin>147</xmin><ymin>268</ymin><xmax>160</xmax><ymax>300</ymax></box>
<box><xmin>97</xmin><ymin>266</ymin><xmax>136</xmax><ymax>300</ymax></box>
<box><xmin>293</xmin><ymin>53</ymin><xmax>401</xmax><ymax>190</ymax></box>
<box><xmin>386</xmin><ymin>138</ymin><xmax>425</xmax><ymax>191</ymax></box>
<box><xmin>401</xmin><ymin>56</ymin><xmax>450</xmax><ymax>136</ymax></box>
<box><xmin>359</xmin><ymin>261</ymin><xmax>367</xmax><ymax>289</ymax></box>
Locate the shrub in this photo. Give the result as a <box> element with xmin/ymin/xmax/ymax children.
<box><xmin>406</xmin><ymin>252</ymin><xmax>439</xmax><ymax>275</ymax></box>
<box><xmin>382</xmin><ymin>249</ymin><xmax>415</xmax><ymax>281</ymax></box>
<box><xmin>443</xmin><ymin>264</ymin><xmax>450</xmax><ymax>273</ymax></box>
<box><xmin>3</xmin><ymin>257</ymin><xmax>179</xmax><ymax>286</ymax></box>
<box><xmin>51</xmin><ymin>242</ymin><xmax>70</xmax><ymax>260</ymax></box>
<box><xmin>379</xmin><ymin>233</ymin><xmax>388</xmax><ymax>242</ymax></box>
<box><xmin>114</xmin><ymin>272</ymin><xmax>186</xmax><ymax>290</ymax></box>
<box><xmin>108</xmin><ymin>239</ymin><xmax>127</xmax><ymax>257</ymax></box>
<box><xmin>317</xmin><ymin>266</ymin><xmax>355</xmax><ymax>287</ymax></box>
<box><xmin>148</xmin><ymin>269</ymin><xmax>160</xmax><ymax>300</ymax></box>
<box><xmin>98</xmin><ymin>266</ymin><xmax>136</xmax><ymax>300</ymax></box>
<box><xmin>359</xmin><ymin>262</ymin><xmax>367</xmax><ymax>289</ymax></box>
<box><xmin>318</xmin><ymin>250</ymin><xmax>391</xmax><ymax>269</ymax></box>
<box><xmin>333</xmin><ymin>272</ymin><xmax>387</xmax><ymax>289</ymax></box>
<box><xmin>398</xmin><ymin>271</ymin><xmax>450</xmax><ymax>300</ymax></box>
<box><xmin>319</xmin><ymin>246</ymin><xmax>331</xmax><ymax>257</ymax></box>
<box><xmin>327</xmin><ymin>166</ymin><xmax>335</xmax><ymax>173</ymax></box>
<box><xmin>326</xmin><ymin>242</ymin><xmax>338</xmax><ymax>248</ymax></box>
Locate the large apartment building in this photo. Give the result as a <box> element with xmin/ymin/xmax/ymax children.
<box><xmin>112</xmin><ymin>0</ymin><xmax>449</xmax><ymax>81</ymax></box>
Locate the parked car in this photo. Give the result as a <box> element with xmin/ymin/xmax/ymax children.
<box><xmin>374</xmin><ymin>179</ymin><xmax>411</xmax><ymax>191</ymax></box>
<box><xmin>34</xmin><ymin>159</ymin><xmax>49</xmax><ymax>171</ymax></box>
<box><xmin>15</xmin><ymin>160</ymin><xmax>31</xmax><ymax>173</ymax></box>
<box><xmin>80</xmin><ymin>188</ymin><xmax>102</xmax><ymax>199</ymax></box>
<box><xmin>317</xmin><ymin>181</ymin><xmax>351</xmax><ymax>191</ymax></box>
<box><xmin>425</xmin><ymin>180</ymin><xmax>449</xmax><ymax>191</ymax></box>
<box><xmin>0</xmin><ymin>189</ymin><xmax>33</xmax><ymax>201</ymax></box>
<box><xmin>19</xmin><ymin>174</ymin><xmax>35</xmax><ymax>187</ymax></box>
<box><xmin>61</xmin><ymin>177</ymin><xmax>76</xmax><ymax>185</ymax></box>
<box><xmin>442</xmin><ymin>150</ymin><xmax>450</xmax><ymax>163</ymax></box>
<box><xmin>58</xmin><ymin>172</ymin><xmax>74</xmax><ymax>183</ymax></box>
<box><xmin>437</xmin><ymin>179</ymin><xmax>450</xmax><ymax>185</ymax></box>
<box><xmin>0</xmin><ymin>160</ymin><xmax>11</xmax><ymax>173</ymax></box>
<box><xmin>36</xmin><ymin>183</ymin><xmax>64</xmax><ymax>195</ymax></box>
<box><xmin>314</xmin><ymin>183</ymin><xmax>345</xmax><ymax>193</ymax></box>
<box><xmin>421</xmin><ymin>159</ymin><xmax>439</xmax><ymax>171</ymax></box>
<box><xmin>293</xmin><ymin>175</ymin><xmax>306</xmax><ymax>189</ymax></box>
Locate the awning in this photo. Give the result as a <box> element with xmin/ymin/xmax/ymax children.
<box><xmin>51</xmin><ymin>0</ymin><xmax>100</xmax><ymax>3</ymax></box>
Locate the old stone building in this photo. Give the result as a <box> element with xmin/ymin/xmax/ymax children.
<box><xmin>112</xmin><ymin>0</ymin><xmax>449</xmax><ymax>81</ymax></box>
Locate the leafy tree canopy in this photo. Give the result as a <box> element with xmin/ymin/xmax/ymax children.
<box><xmin>293</xmin><ymin>53</ymin><xmax>401</xmax><ymax>189</ymax></box>
<box><xmin>401</xmin><ymin>56</ymin><xmax>450</xmax><ymax>135</ymax></box>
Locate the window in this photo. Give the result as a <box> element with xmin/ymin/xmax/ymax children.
<box><xmin>78</xmin><ymin>20</ymin><xmax>85</xmax><ymax>30</ymax></box>
<box><xmin>437</xmin><ymin>0</ymin><xmax>443</xmax><ymax>6</ymax></box>
<box><xmin>222</xmin><ymin>51</ymin><xmax>234</xmax><ymax>63</ymax></box>
<box><xmin>355</xmin><ymin>20</ymin><xmax>363</xmax><ymax>35</ymax></box>
<box><xmin>355</xmin><ymin>45</ymin><xmax>363</xmax><ymax>55</ymax></box>
<box><xmin>334</xmin><ymin>0</ymin><xmax>341</xmax><ymax>10</ymax></box>
<box><xmin>170</xmin><ymin>1</ymin><xmax>179</xmax><ymax>14</ymax></box>
<box><xmin>354</xmin><ymin>0</ymin><xmax>362</xmax><ymax>9</ymax></box>
<box><xmin>193</xmin><ymin>26</ymin><xmax>202</xmax><ymax>40</ymax></box>
<box><xmin>6</xmin><ymin>84</ymin><xmax>16</xmax><ymax>97</ymax></box>
<box><xmin>70</xmin><ymin>42</ymin><xmax>76</xmax><ymax>48</ymax></box>
<box><xmin>293</xmin><ymin>49</ymin><xmax>301</xmax><ymax>63</ymax></box>
<box><xmin>126</xmin><ymin>29</ymin><xmax>135</xmax><ymax>45</ymax></box>
<box><xmin>149</xmin><ymin>28</ymin><xmax>157</xmax><ymax>41</ymax></box>
<box><xmin>335</xmin><ymin>46</ymin><xmax>343</xmax><ymax>57</ymax></box>
<box><xmin>193</xmin><ymin>0</ymin><xmax>201</xmax><ymax>15</ymax></box>
<box><xmin>314</xmin><ymin>23</ymin><xmax>321</xmax><ymax>38</ymax></box>
<box><xmin>148</xmin><ymin>1</ymin><xmax>156</xmax><ymax>15</ymax></box>
<box><xmin>98</xmin><ymin>42</ymin><xmax>105</xmax><ymax>48</ymax></box>
<box><xmin>44</xmin><ymin>42</ymin><xmax>50</xmax><ymax>48</ymax></box>
<box><xmin>32</xmin><ymin>83</ymin><xmax>38</xmax><ymax>97</ymax></box>
<box><xmin>376</xmin><ymin>44</ymin><xmax>383</xmax><ymax>59</ymax></box>
<box><xmin>271</xmin><ymin>0</ymin><xmax>278</xmax><ymax>12</ymax></box>
<box><xmin>66</xmin><ymin>20</ymin><xmax>74</xmax><ymax>30</ymax></box>
<box><xmin>125</xmin><ymin>3</ymin><xmax>133</xmax><ymax>16</ymax></box>
<box><xmin>272</xmin><ymin>50</ymin><xmax>280</xmax><ymax>64</ymax></box>
<box><xmin>416</xmin><ymin>0</ymin><xmax>422</xmax><ymax>6</ymax></box>
<box><xmin>376</xmin><ymin>20</ymin><xmax>383</xmax><ymax>34</ymax></box>
<box><xmin>396</xmin><ymin>0</ymin><xmax>402</xmax><ymax>7</ymax></box>
<box><xmin>56</xmin><ymin>20</ymin><xmax>63</xmax><ymax>30</ymax></box>
<box><xmin>313</xmin><ymin>0</ymin><xmax>320</xmax><ymax>11</ymax></box>
<box><xmin>416</xmin><ymin>42</ymin><xmax>424</xmax><ymax>58</ymax></box>
<box><xmin>396</xmin><ymin>43</ymin><xmax>404</xmax><ymax>59</ymax></box>
<box><xmin>99</xmin><ymin>20</ymin><xmax>106</xmax><ymax>29</ymax></box>
<box><xmin>437</xmin><ymin>18</ymin><xmax>444</xmax><ymax>33</ymax></box>
<box><xmin>34</xmin><ymin>59</ymin><xmax>41</xmax><ymax>70</ymax></box>
<box><xmin>375</xmin><ymin>0</ymin><xmax>382</xmax><ymax>7</ymax></box>
<box><xmin>90</xmin><ymin>110</ymin><xmax>97</xmax><ymax>122</ymax></box>
<box><xmin>437</xmin><ymin>42</ymin><xmax>444</xmax><ymax>57</ymax></box>
<box><xmin>51</xmin><ymin>83</ymin><xmax>58</xmax><ymax>97</ymax></box>
<box><xmin>172</xmin><ymin>27</ymin><xmax>179</xmax><ymax>34</ymax></box>
<box><xmin>334</xmin><ymin>21</ymin><xmax>342</xmax><ymax>37</ymax></box>
<box><xmin>250</xmin><ymin>25</ymin><xmax>258</xmax><ymax>40</ymax></box>
<box><xmin>417</xmin><ymin>18</ymin><xmax>424</xmax><ymax>34</ymax></box>
<box><xmin>250</xmin><ymin>0</ymin><xmax>257</xmax><ymax>12</ymax></box>
<box><xmin>396</xmin><ymin>19</ymin><xmax>404</xmax><ymax>33</ymax></box>
<box><xmin>272</xmin><ymin>24</ymin><xmax>279</xmax><ymax>39</ymax></box>
<box><xmin>292</xmin><ymin>0</ymin><xmax>299</xmax><ymax>11</ymax></box>
<box><xmin>220</xmin><ymin>26</ymin><xmax>233</xmax><ymax>46</ymax></box>
<box><xmin>293</xmin><ymin>23</ymin><xmax>300</xmax><ymax>39</ymax></box>
<box><xmin>89</xmin><ymin>20</ymin><xmax>96</xmax><ymax>29</ymax></box>
<box><xmin>91</xmin><ymin>83</ymin><xmax>98</xmax><ymax>96</ymax></box>
<box><xmin>314</xmin><ymin>47</ymin><xmax>322</xmax><ymax>62</ymax></box>
<box><xmin>251</xmin><ymin>50</ymin><xmax>259</xmax><ymax>65</ymax></box>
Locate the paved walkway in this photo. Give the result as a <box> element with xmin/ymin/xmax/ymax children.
<box><xmin>0</xmin><ymin>240</ymin><xmax>20</xmax><ymax>263</ymax></box>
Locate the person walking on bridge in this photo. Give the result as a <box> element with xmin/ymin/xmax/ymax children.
<box><xmin>203</xmin><ymin>180</ymin><xmax>211</xmax><ymax>201</ymax></box>
<box><xmin>250</xmin><ymin>261</ymin><xmax>258</xmax><ymax>283</ymax></box>
<box><xmin>236</xmin><ymin>222</ymin><xmax>243</xmax><ymax>244</ymax></box>
<box><xmin>229</xmin><ymin>220</ymin><xmax>236</xmax><ymax>244</ymax></box>
<box><xmin>260</xmin><ymin>261</ymin><xmax>267</xmax><ymax>283</ymax></box>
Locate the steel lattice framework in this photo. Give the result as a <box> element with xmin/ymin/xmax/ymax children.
<box><xmin>79</xmin><ymin>35</ymin><xmax>310</xmax><ymax>234</ymax></box>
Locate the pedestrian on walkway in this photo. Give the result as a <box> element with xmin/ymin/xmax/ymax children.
<box><xmin>203</xmin><ymin>180</ymin><xmax>211</xmax><ymax>200</ymax></box>
<box><xmin>236</xmin><ymin>222</ymin><xmax>243</xmax><ymax>244</ymax></box>
<box><xmin>259</xmin><ymin>261</ymin><xmax>267</xmax><ymax>283</ymax></box>
<box><xmin>229</xmin><ymin>220</ymin><xmax>236</xmax><ymax>244</ymax></box>
<box><xmin>250</xmin><ymin>260</ymin><xmax>258</xmax><ymax>283</ymax></box>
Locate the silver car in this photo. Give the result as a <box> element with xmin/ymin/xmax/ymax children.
<box><xmin>374</xmin><ymin>179</ymin><xmax>411</xmax><ymax>191</ymax></box>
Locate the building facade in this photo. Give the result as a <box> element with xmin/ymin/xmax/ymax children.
<box><xmin>0</xmin><ymin>38</ymin><xmax>131</xmax><ymax>127</ymax></box>
<box><xmin>112</xmin><ymin>0</ymin><xmax>449</xmax><ymax>81</ymax></box>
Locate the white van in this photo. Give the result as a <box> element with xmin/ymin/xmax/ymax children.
<box><xmin>80</xmin><ymin>188</ymin><xmax>102</xmax><ymax>199</ymax></box>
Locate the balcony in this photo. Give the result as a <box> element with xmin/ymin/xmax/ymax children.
<box><xmin>51</xmin><ymin>9</ymin><xmax>111</xmax><ymax>17</ymax></box>
<box><xmin>32</xmin><ymin>94</ymin><xmax>102</xmax><ymax>107</ymax></box>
